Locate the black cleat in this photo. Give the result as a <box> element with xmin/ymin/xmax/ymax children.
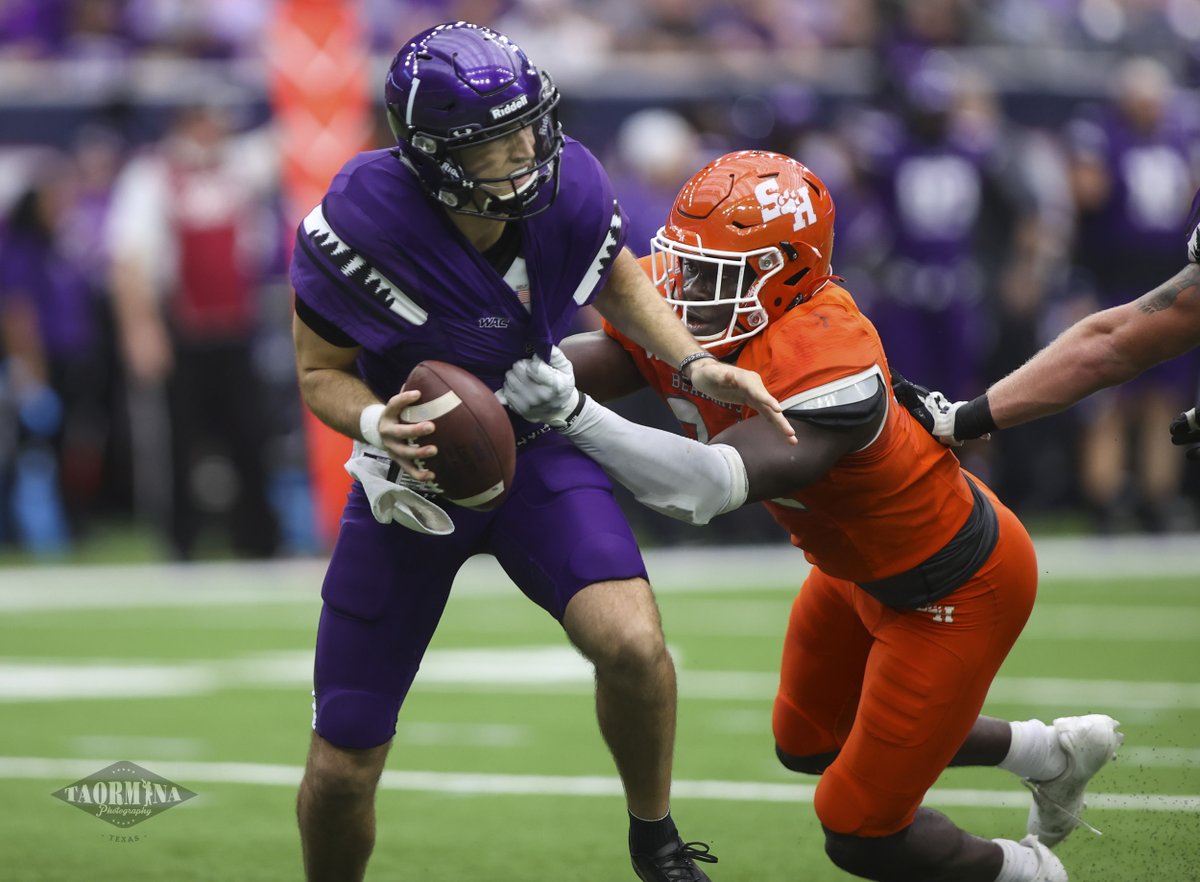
<box><xmin>631</xmin><ymin>837</ymin><xmax>718</xmax><ymax>881</ymax></box>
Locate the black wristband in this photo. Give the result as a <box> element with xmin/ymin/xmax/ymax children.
<box><xmin>954</xmin><ymin>394</ymin><xmax>997</xmax><ymax>440</ymax></box>
<box><xmin>558</xmin><ymin>393</ymin><xmax>589</xmax><ymax>431</ymax></box>
<box><xmin>678</xmin><ymin>351</ymin><xmax>717</xmax><ymax>380</ymax></box>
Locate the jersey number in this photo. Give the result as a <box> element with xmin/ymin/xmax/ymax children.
<box><xmin>667</xmin><ymin>396</ymin><xmax>710</xmax><ymax>443</ymax></box>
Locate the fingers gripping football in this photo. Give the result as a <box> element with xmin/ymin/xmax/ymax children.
<box><xmin>502</xmin><ymin>346</ymin><xmax>582</xmax><ymax>427</ymax></box>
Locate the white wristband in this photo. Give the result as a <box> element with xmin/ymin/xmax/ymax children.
<box><xmin>359</xmin><ymin>403</ymin><xmax>386</xmax><ymax>449</ymax></box>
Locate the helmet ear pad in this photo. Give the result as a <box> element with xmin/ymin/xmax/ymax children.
<box><xmin>382</xmin><ymin>22</ymin><xmax>563</xmax><ymax>218</ymax></box>
<box><xmin>655</xmin><ymin>150</ymin><xmax>837</xmax><ymax>353</ymax></box>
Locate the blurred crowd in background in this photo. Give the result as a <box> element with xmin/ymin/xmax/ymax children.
<box><xmin>1</xmin><ymin>0</ymin><xmax>1199</xmax><ymax>560</ymax></box>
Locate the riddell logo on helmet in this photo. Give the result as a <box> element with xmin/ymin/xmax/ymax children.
<box><xmin>490</xmin><ymin>94</ymin><xmax>529</xmax><ymax>119</ymax></box>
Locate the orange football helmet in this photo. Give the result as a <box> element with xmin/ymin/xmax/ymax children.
<box><xmin>650</xmin><ymin>150</ymin><xmax>836</xmax><ymax>355</ymax></box>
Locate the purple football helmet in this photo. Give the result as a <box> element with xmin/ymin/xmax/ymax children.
<box><xmin>385</xmin><ymin>21</ymin><xmax>563</xmax><ymax>219</ymax></box>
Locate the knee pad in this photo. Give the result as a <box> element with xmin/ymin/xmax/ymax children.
<box><xmin>775</xmin><ymin>744</ymin><xmax>839</xmax><ymax>775</ymax></box>
<box><xmin>314</xmin><ymin>688</ymin><xmax>400</xmax><ymax>750</ymax></box>
<box><xmin>814</xmin><ymin>763</ymin><xmax>913</xmax><ymax>838</ymax></box>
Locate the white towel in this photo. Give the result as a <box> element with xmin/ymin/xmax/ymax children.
<box><xmin>344</xmin><ymin>441</ymin><xmax>454</xmax><ymax>535</ymax></box>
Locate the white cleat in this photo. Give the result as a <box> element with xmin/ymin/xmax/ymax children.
<box><xmin>1025</xmin><ymin>714</ymin><xmax>1123</xmax><ymax>848</ymax></box>
<box><xmin>1019</xmin><ymin>835</ymin><xmax>1068</xmax><ymax>882</ymax></box>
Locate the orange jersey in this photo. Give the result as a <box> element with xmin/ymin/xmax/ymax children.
<box><xmin>604</xmin><ymin>281</ymin><xmax>976</xmax><ymax>584</ymax></box>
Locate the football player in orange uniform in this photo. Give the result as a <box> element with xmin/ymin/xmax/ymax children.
<box><xmin>501</xmin><ymin>151</ymin><xmax>1123</xmax><ymax>882</ymax></box>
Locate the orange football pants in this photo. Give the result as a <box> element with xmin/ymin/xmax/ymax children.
<box><xmin>771</xmin><ymin>488</ymin><xmax>1038</xmax><ymax>837</ymax></box>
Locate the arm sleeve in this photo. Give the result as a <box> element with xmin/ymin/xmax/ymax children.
<box><xmin>561</xmin><ymin>396</ymin><xmax>748</xmax><ymax>525</ymax></box>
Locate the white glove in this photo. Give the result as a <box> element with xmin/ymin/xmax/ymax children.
<box><xmin>501</xmin><ymin>346</ymin><xmax>584</xmax><ymax>428</ymax></box>
<box><xmin>921</xmin><ymin>390</ymin><xmax>968</xmax><ymax>447</ymax></box>
<box><xmin>344</xmin><ymin>445</ymin><xmax>454</xmax><ymax>535</ymax></box>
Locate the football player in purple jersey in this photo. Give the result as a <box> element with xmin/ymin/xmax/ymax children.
<box><xmin>288</xmin><ymin>21</ymin><xmax>792</xmax><ymax>882</ymax></box>
<box><xmin>899</xmin><ymin>187</ymin><xmax>1200</xmax><ymax>455</ymax></box>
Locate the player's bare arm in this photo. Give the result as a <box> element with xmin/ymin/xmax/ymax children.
<box><xmin>1132</xmin><ymin>261</ymin><xmax>1200</xmax><ymax>333</ymax></box>
<box><xmin>988</xmin><ymin>262</ymin><xmax>1200</xmax><ymax>428</ymax></box>
<box><xmin>592</xmin><ymin>248</ymin><xmax>708</xmax><ymax>367</ymax></box>
<box><xmin>594</xmin><ymin>248</ymin><xmax>795</xmax><ymax>442</ymax></box>
<box><xmin>712</xmin><ymin>410</ymin><xmax>879</xmax><ymax>503</ymax></box>
<box><xmin>560</xmin><ymin>330</ymin><xmax>647</xmax><ymax>402</ymax></box>
<box><xmin>292</xmin><ymin>311</ymin><xmax>437</xmax><ymax>480</ymax></box>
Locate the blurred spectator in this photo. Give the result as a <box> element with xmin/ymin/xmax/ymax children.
<box><xmin>1064</xmin><ymin>56</ymin><xmax>1200</xmax><ymax>532</ymax></box>
<box><xmin>883</xmin><ymin>0</ymin><xmax>976</xmax><ymax>85</ymax></box>
<box><xmin>609</xmin><ymin>0</ymin><xmax>712</xmax><ymax>52</ymax></box>
<box><xmin>495</xmin><ymin>0</ymin><xmax>612</xmax><ymax>79</ymax></box>
<box><xmin>106</xmin><ymin>103</ymin><xmax>281</xmax><ymax>559</ymax></box>
<box><xmin>964</xmin><ymin>78</ymin><xmax>1080</xmax><ymax>514</ymax></box>
<box><xmin>0</xmin><ymin>0</ymin><xmax>71</xmax><ymax>58</ymax></box>
<box><xmin>607</xmin><ymin>107</ymin><xmax>704</xmax><ymax>256</ymax></box>
<box><xmin>0</xmin><ymin>0</ymin><xmax>133</xmax><ymax>62</ymax></box>
<box><xmin>123</xmin><ymin>0</ymin><xmax>269</xmax><ymax>59</ymax></box>
<box><xmin>64</xmin><ymin>122</ymin><xmax>136</xmax><ymax>523</ymax></box>
<box><xmin>791</xmin><ymin>116</ymin><xmax>889</xmax><ymax>308</ymax></box>
<box><xmin>0</xmin><ymin>152</ymin><xmax>110</xmax><ymax>555</ymax></box>
<box><xmin>858</xmin><ymin>54</ymin><xmax>1029</xmax><ymax>404</ymax></box>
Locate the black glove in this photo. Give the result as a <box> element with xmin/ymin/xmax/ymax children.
<box><xmin>890</xmin><ymin>368</ymin><xmax>995</xmax><ymax>445</ymax></box>
<box><xmin>1169</xmin><ymin>407</ymin><xmax>1200</xmax><ymax>460</ymax></box>
<box><xmin>890</xmin><ymin>369</ymin><xmax>936</xmax><ymax>435</ymax></box>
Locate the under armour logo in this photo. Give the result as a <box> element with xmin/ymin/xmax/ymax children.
<box><xmin>917</xmin><ymin>604</ymin><xmax>955</xmax><ymax>623</ymax></box>
<box><xmin>754</xmin><ymin>178</ymin><xmax>816</xmax><ymax>232</ymax></box>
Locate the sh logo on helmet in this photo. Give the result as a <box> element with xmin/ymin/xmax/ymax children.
<box><xmin>755</xmin><ymin>178</ymin><xmax>818</xmax><ymax>232</ymax></box>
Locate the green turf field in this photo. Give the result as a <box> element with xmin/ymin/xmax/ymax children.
<box><xmin>2</xmin><ymin>539</ymin><xmax>1198</xmax><ymax>881</ymax></box>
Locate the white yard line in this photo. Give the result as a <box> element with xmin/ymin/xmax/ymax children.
<box><xmin>2</xmin><ymin>651</ymin><xmax>1200</xmax><ymax>714</ymax></box>
<box><xmin>2</xmin><ymin>535</ymin><xmax>1199</xmax><ymax>612</ymax></box>
<box><xmin>2</xmin><ymin>755</ymin><xmax>1197</xmax><ymax>813</ymax></box>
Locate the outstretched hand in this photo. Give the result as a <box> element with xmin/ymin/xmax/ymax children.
<box><xmin>890</xmin><ymin>370</ymin><xmax>986</xmax><ymax>447</ymax></box>
<box><xmin>686</xmin><ymin>359</ymin><xmax>797</xmax><ymax>444</ymax></box>
<box><xmin>891</xmin><ymin>372</ymin><xmax>937</xmax><ymax>434</ymax></box>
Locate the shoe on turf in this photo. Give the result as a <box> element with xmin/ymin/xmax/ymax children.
<box><xmin>1019</xmin><ymin>835</ymin><xmax>1068</xmax><ymax>882</ymax></box>
<box><xmin>1026</xmin><ymin>714</ymin><xmax>1123</xmax><ymax>848</ymax></box>
<box><xmin>631</xmin><ymin>836</ymin><xmax>718</xmax><ymax>882</ymax></box>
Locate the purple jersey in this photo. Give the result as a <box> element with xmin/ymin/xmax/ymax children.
<box><xmin>0</xmin><ymin>227</ymin><xmax>94</xmax><ymax>357</ymax></box>
<box><xmin>874</xmin><ymin>131</ymin><xmax>993</xmax><ymax>268</ymax></box>
<box><xmin>1070</xmin><ymin>109</ymin><xmax>1197</xmax><ymax>300</ymax></box>
<box><xmin>290</xmin><ymin>136</ymin><xmax>626</xmax><ymax>436</ymax></box>
<box><xmin>861</xmin><ymin>121</ymin><xmax>996</xmax><ymax>399</ymax></box>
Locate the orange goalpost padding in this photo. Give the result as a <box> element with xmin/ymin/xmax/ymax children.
<box><xmin>265</xmin><ymin>0</ymin><xmax>374</xmax><ymax>549</ymax></box>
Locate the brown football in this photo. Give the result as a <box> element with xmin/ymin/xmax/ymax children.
<box><xmin>400</xmin><ymin>361</ymin><xmax>516</xmax><ymax>510</ymax></box>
